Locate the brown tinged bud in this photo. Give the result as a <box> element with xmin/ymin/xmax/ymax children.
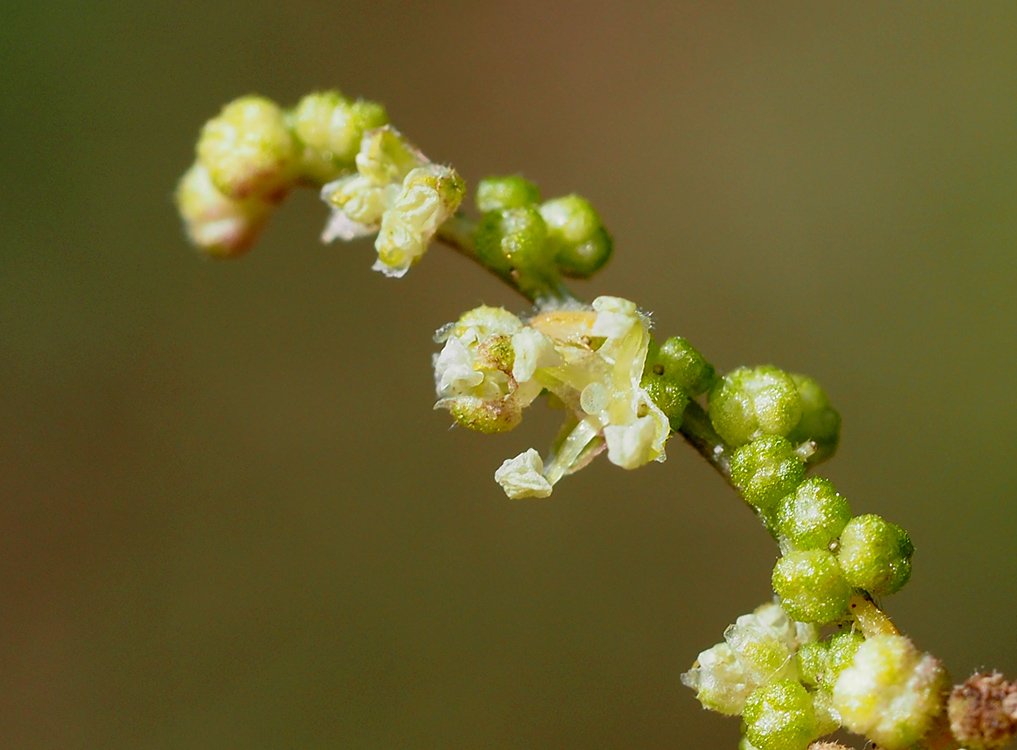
<box><xmin>948</xmin><ymin>672</ymin><xmax>1017</xmax><ymax>749</ymax></box>
<box><xmin>949</xmin><ymin>672</ymin><xmax>1017</xmax><ymax>749</ymax></box>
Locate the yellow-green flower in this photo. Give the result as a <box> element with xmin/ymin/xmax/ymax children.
<box><xmin>434</xmin><ymin>296</ymin><xmax>670</xmax><ymax>499</ymax></box>
<box><xmin>321</xmin><ymin>126</ymin><xmax>463</xmax><ymax>277</ymax></box>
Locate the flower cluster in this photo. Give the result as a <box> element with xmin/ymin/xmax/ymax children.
<box><xmin>320</xmin><ymin>126</ymin><xmax>464</xmax><ymax>277</ymax></box>
<box><xmin>433</xmin><ymin>296</ymin><xmax>669</xmax><ymax>498</ymax></box>
<box><xmin>176</xmin><ymin>91</ymin><xmax>388</xmax><ymax>257</ymax></box>
<box><xmin>175</xmin><ymin>91</ymin><xmax>1005</xmax><ymax>750</ymax></box>
<box><xmin>685</xmin><ymin>602</ymin><xmax>945</xmax><ymax>750</ymax></box>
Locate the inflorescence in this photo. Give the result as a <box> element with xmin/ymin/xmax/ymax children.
<box><xmin>176</xmin><ymin>90</ymin><xmax>1014</xmax><ymax>750</ymax></box>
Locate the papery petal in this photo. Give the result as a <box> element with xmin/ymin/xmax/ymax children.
<box><xmin>590</xmin><ymin>295</ymin><xmax>640</xmax><ymax>339</ymax></box>
<box><xmin>494</xmin><ymin>449</ymin><xmax>553</xmax><ymax>499</ymax></box>
<box><xmin>511</xmin><ymin>327</ymin><xmax>560</xmax><ymax>383</ymax></box>
<box><xmin>603</xmin><ymin>405</ymin><xmax>669</xmax><ymax>470</ymax></box>
<box><xmin>434</xmin><ymin>337</ymin><xmax>484</xmax><ymax>395</ymax></box>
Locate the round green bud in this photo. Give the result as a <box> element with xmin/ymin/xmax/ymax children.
<box><xmin>837</xmin><ymin>514</ymin><xmax>913</xmax><ymax>596</ymax></box>
<box><xmin>197</xmin><ymin>95</ymin><xmax>298</xmax><ymax>200</ymax></box>
<box><xmin>743</xmin><ymin>679</ymin><xmax>819</xmax><ymax>750</ymax></box>
<box><xmin>476</xmin><ymin>175</ymin><xmax>541</xmax><ymax>212</ymax></box>
<box><xmin>730</xmin><ymin>436</ymin><xmax>806</xmax><ymax>513</ymax></box>
<box><xmin>291</xmin><ymin>90</ymin><xmax>388</xmax><ymax>182</ymax></box>
<box><xmin>709</xmin><ymin>366</ymin><xmax>803</xmax><ymax>447</ymax></box>
<box><xmin>825</xmin><ymin>631</ymin><xmax>865</xmax><ymax>680</ymax></box>
<box><xmin>811</xmin><ymin>688</ymin><xmax>842</xmax><ymax>737</ymax></box>
<box><xmin>539</xmin><ymin>194</ymin><xmax>613</xmax><ymax>277</ymax></box>
<box><xmin>796</xmin><ymin>640</ymin><xmax>829</xmax><ymax>688</ymax></box>
<box><xmin>772</xmin><ymin>550</ymin><xmax>851</xmax><ymax>624</ymax></box>
<box><xmin>787</xmin><ymin>374</ymin><xmax>841</xmax><ymax>463</ymax></box>
<box><xmin>641</xmin><ymin>378</ymin><xmax>688</xmax><ymax>431</ymax></box>
<box><xmin>474</xmin><ymin>206</ymin><xmax>554</xmax><ymax>275</ymax></box>
<box><xmin>656</xmin><ymin>337</ymin><xmax>716</xmax><ymax>395</ymax></box>
<box><xmin>774</xmin><ymin>477</ymin><xmax>851</xmax><ymax>552</ymax></box>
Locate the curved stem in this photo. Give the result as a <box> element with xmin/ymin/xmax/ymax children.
<box><xmin>676</xmin><ymin>400</ymin><xmax>734</xmax><ymax>488</ymax></box>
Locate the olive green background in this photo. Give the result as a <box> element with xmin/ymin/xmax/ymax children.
<box><xmin>2</xmin><ymin>2</ymin><xmax>1015</xmax><ymax>748</ymax></box>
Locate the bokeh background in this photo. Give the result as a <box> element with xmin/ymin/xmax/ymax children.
<box><xmin>3</xmin><ymin>2</ymin><xmax>1015</xmax><ymax>747</ymax></box>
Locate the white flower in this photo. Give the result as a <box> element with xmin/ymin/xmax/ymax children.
<box><xmin>433</xmin><ymin>306</ymin><xmax>556</xmax><ymax>435</ymax></box>
<box><xmin>320</xmin><ymin>127</ymin><xmax>463</xmax><ymax>277</ymax></box>
<box><xmin>373</xmin><ymin>165</ymin><xmax>464</xmax><ymax>278</ymax></box>
<box><xmin>435</xmin><ymin>295</ymin><xmax>672</xmax><ymax>499</ymax></box>
<box><xmin>533</xmin><ymin>295</ymin><xmax>670</xmax><ymax>476</ymax></box>
<box><xmin>433</xmin><ymin>335</ymin><xmax>484</xmax><ymax>395</ymax></box>
<box><xmin>682</xmin><ymin>601</ymin><xmax>818</xmax><ymax>716</ymax></box>
<box><xmin>510</xmin><ymin>327</ymin><xmax>559</xmax><ymax>383</ymax></box>
<box><xmin>494</xmin><ymin>449</ymin><xmax>553</xmax><ymax>499</ymax></box>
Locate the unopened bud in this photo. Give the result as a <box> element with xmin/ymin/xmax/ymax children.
<box><xmin>948</xmin><ymin>672</ymin><xmax>1017</xmax><ymax>750</ymax></box>
<box><xmin>175</xmin><ymin>162</ymin><xmax>271</xmax><ymax>257</ymax></box>
<box><xmin>196</xmin><ymin>95</ymin><xmax>297</xmax><ymax>200</ymax></box>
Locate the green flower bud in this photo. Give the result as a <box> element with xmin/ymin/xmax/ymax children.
<box><xmin>787</xmin><ymin>374</ymin><xmax>841</xmax><ymax>463</ymax></box>
<box><xmin>798</xmin><ymin>631</ymin><xmax>865</xmax><ymax>690</ymax></box>
<box><xmin>772</xmin><ymin>550</ymin><xmax>851</xmax><ymax>625</ymax></box>
<box><xmin>196</xmin><ymin>95</ymin><xmax>298</xmax><ymax>200</ymax></box>
<box><xmin>641</xmin><ymin>377</ymin><xmax>688</xmax><ymax>431</ymax></box>
<box><xmin>811</xmin><ymin>688</ymin><xmax>841</xmax><ymax>737</ymax></box>
<box><xmin>796</xmin><ymin>641</ymin><xmax>829</xmax><ymax>688</ymax></box>
<box><xmin>837</xmin><ymin>515</ymin><xmax>913</xmax><ymax>596</ymax></box>
<box><xmin>291</xmin><ymin>90</ymin><xmax>388</xmax><ymax>182</ymax></box>
<box><xmin>825</xmin><ymin>631</ymin><xmax>865</xmax><ymax>680</ymax></box>
<box><xmin>656</xmin><ymin>336</ymin><xmax>716</xmax><ymax>395</ymax></box>
<box><xmin>476</xmin><ymin>175</ymin><xmax>541</xmax><ymax>212</ymax></box>
<box><xmin>743</xmin><ymin>679</ymin><xmax>819</xmax><ymax>750</ymax></box>
<box><xmin>539</xmin><ymin>194</ymin><xmax>613</xmax><ymax>278</ymax></box>
<box><xmin>774</xmin><ymin>477</ymin><xmax>851</xmax><ymax>552</ymax></box>
<box><xmin>832</xmin><ymin>634</ymin><xmax>946</xmax><ymax>750</ymax></box>
<box><xmin>709</xmin><ymin>366</ymin><xmax>803</xmax><ymax>447</ymax></box>
<box><xmin>730</xmin><ymin>436</ymin><xmax>806</xmax><ymax>513</ymax></box>
<box><xmin>372</xmin><ymin>164</ymin><xmax>465</xmax><ymax>278</ymax></box>
<box><xmin>474</xmin><ymin>206</ymin><xmax>554</xmax><ymax>277</ymax></box>
<box><xmin>175</xmin><ymin>162</ymin><xmax>272</xmax><ymax>257</ymax></box>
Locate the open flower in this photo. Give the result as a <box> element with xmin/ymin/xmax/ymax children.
<box><xmin>434</xmin><ymin>296</ymin><xmax>671</xmax><ymax>499</ymax></box>
<box><xmin>682</xmin><ymin>601</ymin><xmax>818</xmax><ymax>715</ymax></box>
<box><xmin>320</xmin><ymin>126</ymin><xmax>464</xmax><ymax>277</ymax></box>
<box><xmin>433</xmin><ymin>306</ymin><xmax>559</xmax><ymax>435</ymax></box>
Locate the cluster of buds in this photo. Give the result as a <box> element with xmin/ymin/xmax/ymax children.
<box><xmin>433</xmin><ymin>296</ymin><xmax>670</xmax><ymax>498</ymax></box>
<box><xmin>685</xmin><ymin>602</ymin><xmax>946</xmax><ymax>750</ymax></box>
<box><xmin>703</xmin><ymin>366</ymin><xmax>914</xmax><ymax>625</ymax></box>
<box><xmin>176</xmin><ymin>90</ymin><xmax>388</xmax><ymax>257</ymax></box>
<box><xmin>680</xmin><ymin>363</ymin><xmax>947</xmax><ymax>748</ymax></box>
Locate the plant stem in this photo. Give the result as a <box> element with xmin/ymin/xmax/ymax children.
<box><xmin>676</xmin><ymin>400</ymin><xmax>734</xmax><ymax>488</ymax></box>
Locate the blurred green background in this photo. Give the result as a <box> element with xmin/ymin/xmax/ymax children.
<box><xmin>2</xmin><ymin>2</ymin><xmax>1015</xmax><ymax>747</ymax></box>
